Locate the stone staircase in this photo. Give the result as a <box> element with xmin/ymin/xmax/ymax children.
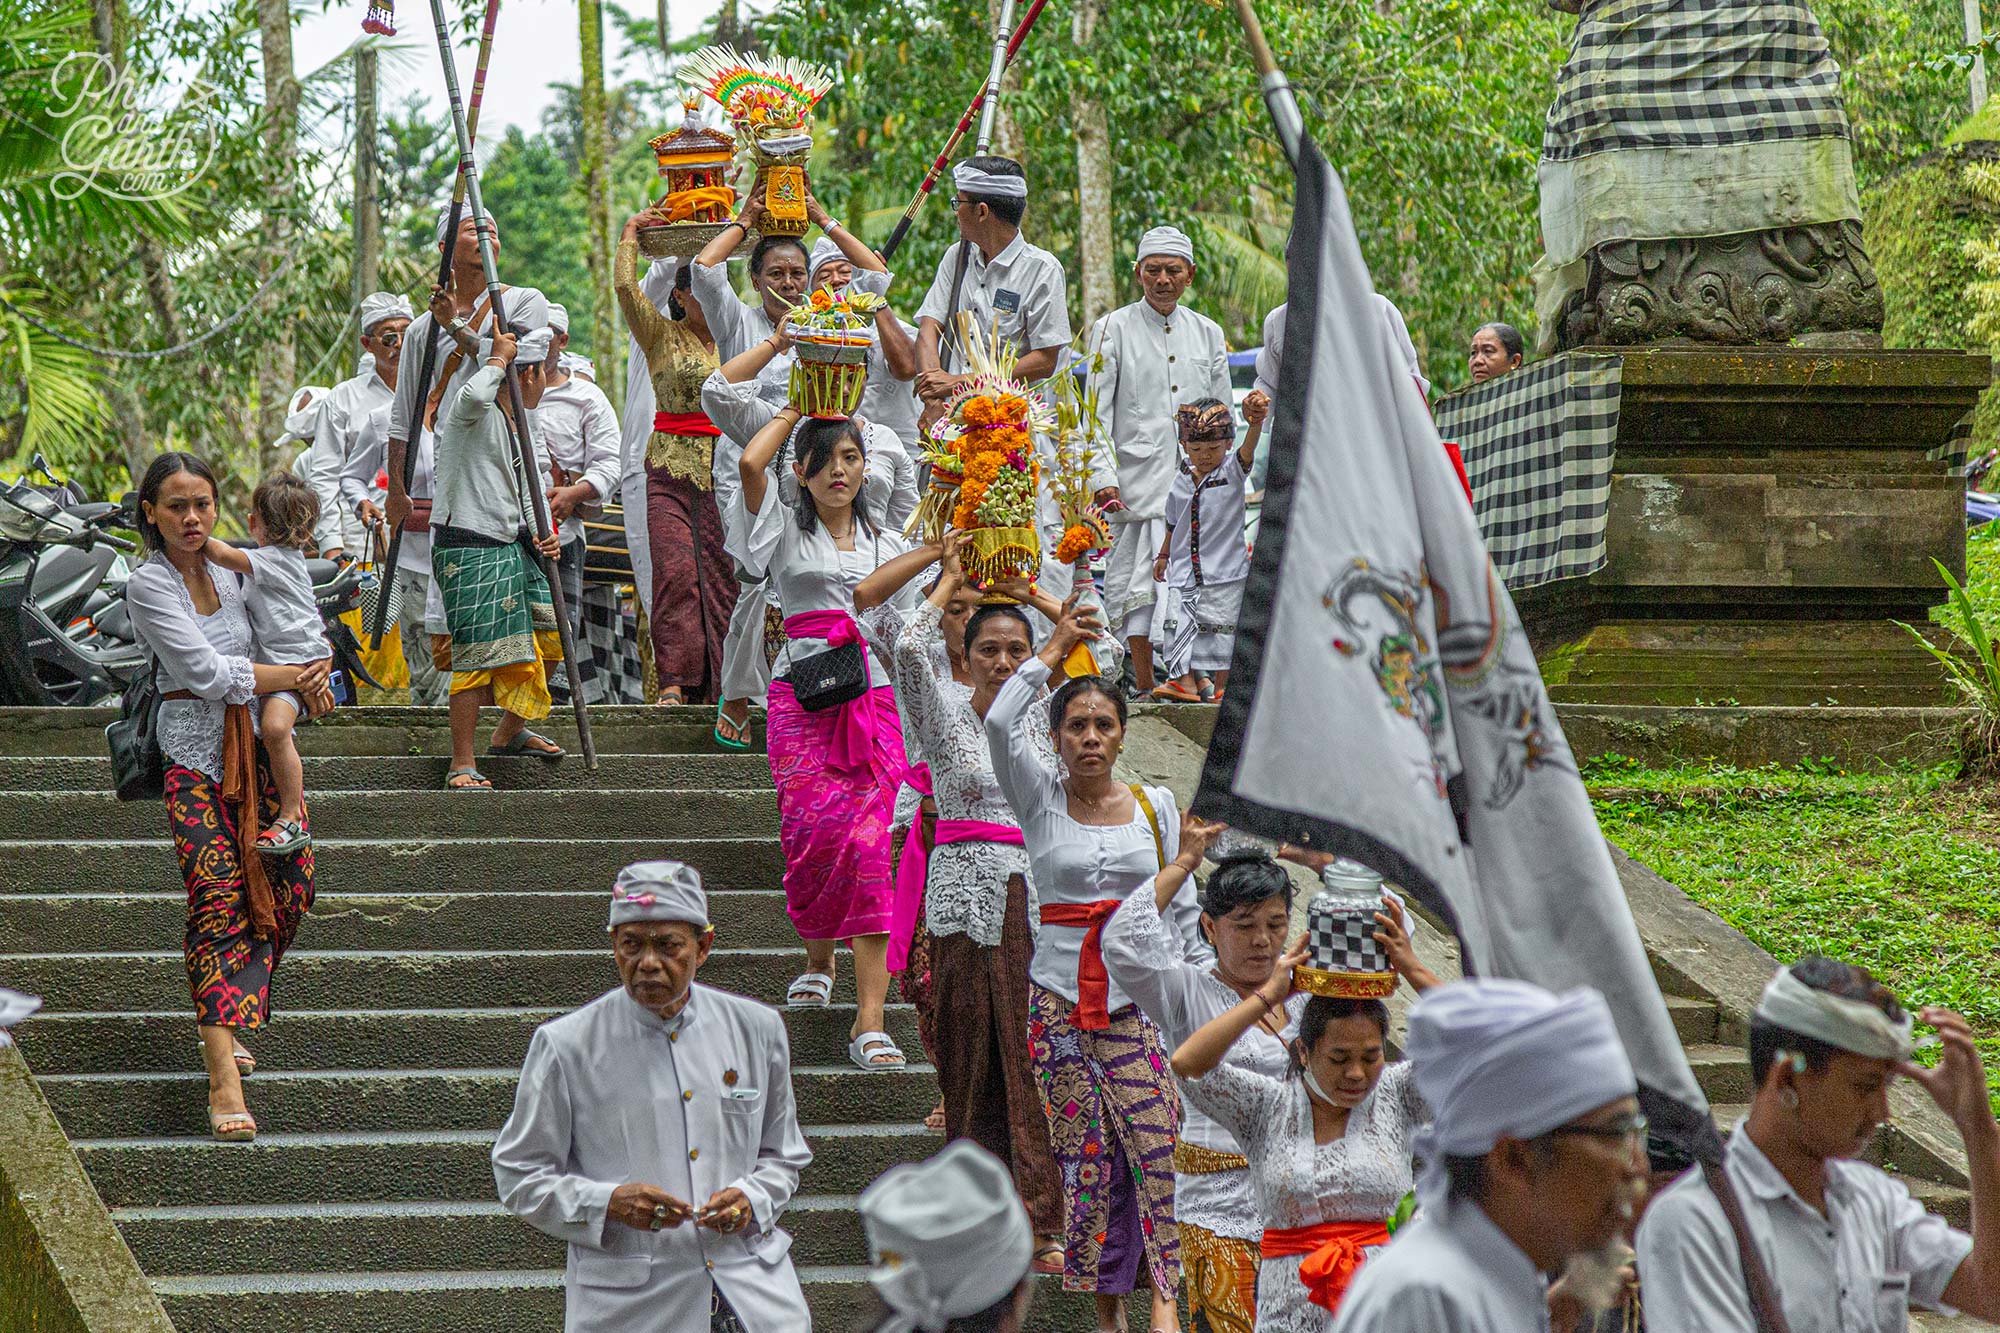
<box><xmin>0</xmin><ymin>705</ymin><xmax>1977</xmax><ymax>1331</ymax></box>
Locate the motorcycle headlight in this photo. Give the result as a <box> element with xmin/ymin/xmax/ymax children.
<box><xmin>0</xmin><ymin>486</ymin><xmax>65</xmax><ymax>542</ymax></box>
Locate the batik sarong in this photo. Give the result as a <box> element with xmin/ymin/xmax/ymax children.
<box><xmin>764</xmin><ymin>680</ymin><xmax>906</xmax><ymax>940</ymax></box>
<box><xmin>1181</xmin><ymin>1220</ymin><xmax>1259</xmax><ymax>1333</ymax></box>
<box><xmin>646</xmin><ymin>465</ymin><xmax>738</xmax><ymax>702</ymax></box>
<box><xmin>931</xmin><ymin>877</ymin><xmax>1062</xmax><ymax>1237</ymax></box>
<box><xmin>166</xmin><ymin>760</ymin><xmax>314</xmax><ymax>1029</ymax></box>
<box><xmin>1028</xmin><ymin>983</ymin><xmax>1181</xmax><ymax>1295</ymax></box>
<box><xmin>433</xmin><ymin>534</ymin><xmax>562</xmax><ymax>719</ymax></box>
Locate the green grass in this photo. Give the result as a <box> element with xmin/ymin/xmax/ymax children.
<box><xmin>1586</xmin><ymin>755</ymin><xmax>2000</xmax><ymax>1106</ymax></box>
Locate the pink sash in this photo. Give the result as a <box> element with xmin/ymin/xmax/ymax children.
<box><xmin>888</xmin><ymin>807</ymin><xmax>1028</xmax><ymax>972</ymax></box>
<box><xmin>784</xmin><ymin>609</ymin><xmax>878</xmax><ymax>775</ymax></box>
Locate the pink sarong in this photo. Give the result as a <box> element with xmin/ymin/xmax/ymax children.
<box><xmin>888</xmin><ymin>764</ymin><xmax>934</xmax><ymax>973</ymax></box>
<box><xmin>766</xmin><ymin>679</ymin><xmax>908</xmax><ymax>941</ymax></box>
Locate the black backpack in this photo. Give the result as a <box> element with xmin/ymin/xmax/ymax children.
<box><xmin>105</xmin><ymin>659</ymin><xmax>165</xmax><ymax>801</ymax></box>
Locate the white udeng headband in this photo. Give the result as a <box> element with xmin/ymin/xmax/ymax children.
<box><xmin>953</xmin><ymin>162</ymin><xmax>1028</xmax><ymax>200</ymax></box>
<box><xmin>1755</xmin><ymin>967</ymin><xmax>1914</xmax><ymax>1061</ymax></box>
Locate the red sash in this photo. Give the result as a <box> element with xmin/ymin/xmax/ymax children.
<box><xmin>1260</xmin><ymin>1220</ymin><xmax>1390</xmax><ymax>1313</ymax></box>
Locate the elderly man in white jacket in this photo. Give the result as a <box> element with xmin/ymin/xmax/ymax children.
<box><xmin>493</xmin><ymin>861</ymin><xmax>813</xmax><ymax>1332</ymax></box>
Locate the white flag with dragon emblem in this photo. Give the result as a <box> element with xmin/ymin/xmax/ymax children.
<box><xmin>1194</xmin><ymin>134</ymin><xmax>1711</xmax><ymax>1147</ymax></box>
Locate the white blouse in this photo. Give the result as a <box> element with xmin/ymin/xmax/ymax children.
<box><xmin>124</xmin><ymin>555</ymin><xmax>258</xmax><ymax>782</ymax></box>
<box><xmin>1183</xmin><ymin>1059</ymin><xmax>1428</xmax><ymax>1333</ymax></box>
<box><xmin>740</xmin><ymin>481</ymin><xmax>914</xmax><ymax>684</ymax></box>
<box><xmin>1101</xmin><ymin>885</ymin><xmax>1302</xmax><ymax>1243</ymax></box>
<box><xmin>870</xmin><ymin>599</ymin><xmax>1031</xmax><ymax>947</ymax></box>
<box><xmin>985</xmin><ymin>656</ymin><xmax>1206</xmax><ymax>1009</ymax></box>
<box><xmin>701</xmin><ymin>371</ymin><xmax>919</xmax><ymax>534</ymax></box>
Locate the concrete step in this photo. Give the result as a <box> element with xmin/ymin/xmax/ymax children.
<box><xmin>1662</xmin><ymin>993</ymin><xmax>1719</xmax><ymax>1046</ymax></box>
<box><xmin>0</xmin><ymin>752</ymin><xmax>773</xmax><ymax>793</ymax></box>
<box><xmin>0</xmin><ymin>889</ymin><xmax>806</xmax><ymax>954</ymax></box>
<box><xmin>6</xmin><ymin>947</ymin><xmax>857</xmax><ymax>1013</ymax></box>
<box><xmin>13</xmin><ymin>1005</ymin><xmax>922</xmax><ymax>1076</ymax></box>
<box><xmin>0</xmin><ymin>788</ymin><xmax>778</xmax><ymax>842</ymax></box>
<box><xmin>148</xmin><ymin>1266</ymin><xmax>1120</xmax><ymax>1333</ymax></box>
<box><xmin>77</xmin><ymin>1123</ymin><xmax>933</xmax><ymax>1207</ymax></box>
<box><xmin>113</xmin><ymin>1194</ymin><xmax>880</xmax><ymax>1275</ymax></box>
<box><xmin>43</xmin><ymin>1066</ymin><xmax>942</xmax><ymax>1139</ymax></box>
<box><xmin>0</xmin><ymin>837</ymin><xmax>784</xmax><ymax>895</ymax></box>
<box><xmin>1686</xmin><ymin>1043</ymin><xmax>1753</xmax><ymax>1105</ymax></box>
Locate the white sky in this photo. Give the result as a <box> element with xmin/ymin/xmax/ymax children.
<box><xmin>292</xmin><ymin>0</ymin><xmax>726</xmax><ymax>140</ymax></box>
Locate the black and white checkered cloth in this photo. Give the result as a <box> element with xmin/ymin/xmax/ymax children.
<box><xmin>1307</xmin><ymin>899</ymin><xmax>1391</xmax><ymax>976</ymax></box>
<box><xmin>1544</xmin><ymin>0</ymin><xmax>1849</xmax><ymax>161</ymax></box>
<box><xmin>1434</xmin><ymin>353</ymin><xmax>1623</xmax><ymax>592</ymax></box>
<box><xmin>551</xmin><ymin>585</ymin><xmax>647</xmax><ymax>706</ymax></box>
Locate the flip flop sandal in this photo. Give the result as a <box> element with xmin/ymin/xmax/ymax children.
<box><xmin>847</xmin><ymin>1031</ymin><xmax>906</xmax><ymax>1072</ymax></box>
<box><xmin>255</xmin><ymin>818</ymin><xmax>310</xmax><ymax>855</ymax></box>
<box><xmin>233</xmin><ymin>1043</ymin><xmax>256</xmax><ymax>1079</ymax></box>
<box><xmin>785</xmin><ymin>972</ymin><xmax>834</xmax><ymax>1008</ymax></box>
<box><xmin>1031</xmin><ymin>1240</ymin><xmax>1064</xmax><ymax>1275</ymax></box>
<box><xmin>488</xmin><ymin>730</ymin><xmax>565</xmax><ymax>762</ymax></box>
<box><xmin>924</xmin><ymin>1100</ymin><xmax>946</xmax><ymax>1134</ymax></box>
<box><xmin>209</xmin><ymin>1108</ymin><xmax>257</xmax><ymax>1142</ymax></box>
<box><xmin>713</xmin><ymin>702</ymin><xmax>752</xmax><ymax>751</ymax></box>
<box><xmin>1151</xmin><ymin>681</ymin><xmax>1201</xmax><ymax>702</ymax></box>
<box><xmin>444</xmin><ymin>766</ymin><xmax>494</xmax><ymax>791</ymax></box>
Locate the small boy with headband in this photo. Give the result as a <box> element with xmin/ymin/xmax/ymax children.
<box><xmin>1151</xmin><ymin>398</ymin><xmax>1256</xmax><ymax>702</ymax></box>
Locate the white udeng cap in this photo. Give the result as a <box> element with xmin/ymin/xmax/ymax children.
<box><xmin>546</xmin><ymin>302</ymin><xmax>570</xmax><ymax>335</ymax></box>
<box><xmin>1136</xmin><ymin>224</ymin><xmax>1194</xmax><ymax>264</ymax></box>
<box><xmin>359</xmin><ymin>292</ymin><xmax>414</xmax><ymax>332</ymax></box>
<box><xmin>952</xmin><ymin>161</ymin><xmax>1027</xmax><ymax>200</ymax></box>
<box><xmin>861</xmin><ymin>1141</ymin><xmax>1032</xmax><ymax>1332</ymax></box>
<box><xmin>607</xmin><ymin>860</ymin><xmax>709</xmax><ymax>932</ymax></box>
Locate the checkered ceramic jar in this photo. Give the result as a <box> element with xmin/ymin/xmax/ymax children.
<box><xmin>1295</xmin><ymin>858</ymin><xmax>1395</xmax><ymax>999</ymax></box>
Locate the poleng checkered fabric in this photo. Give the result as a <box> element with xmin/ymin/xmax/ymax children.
<box><xmin>1543</xmin><ymin>0</ymin><xmax>1849</xmax><ymax>162</ymax></box>
<box><xmin>1306</xmin><ymin>897</ymin><xmax>1391</xmax><ymax>977</ymax></box>
<box><xmin>1433</xmin><ymin>353</ymin><xmax>1623</xmax><ymax>592</ymax></box>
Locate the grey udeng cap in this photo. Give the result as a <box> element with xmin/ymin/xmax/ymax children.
<box><xmin>607</xmin><ymin>860</ymin><xmax>709</xmax><ymax>931</ymax></box>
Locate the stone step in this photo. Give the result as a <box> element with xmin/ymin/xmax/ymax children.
<box><xmin>13</xmin><ymin>1005</ymin><xmax>921</xmax><ymax>1076</ymax></box>
<box><xmin>0</xmin><ymin>837</ymin><xmax>784</xmax><ymax>896</ymax></box>
<box><xmin>6</xmin><ymin>947</ymin><xmax>853</xmax><ymax>1013</ymax></box>
<box><xmin>43</xmin><ymin>1066</ymin><xmax>941</xmax><ymax>1139</ymax></box>
<box><xmin>0</xmin><ymin>889</ymin><xmax>806</xmax><ymax>954</ymax></box>
<box><xmin>148</xmin><ymin>1266</ymin><xmax>1120</xmax><ymax>1333</ymax></box>
<box><xmin>1661</xmin><ymin>993</ymin><xmax>1719</xmax><ymax>1046</ymax></box>
<box><xmin>77</xmin><ymin>1124</ymin><xmax>932</xmax><ymax>1208</ymax></box>
<box><xmin>114</xmin><ymin>1195</ymin><xmax>878</xmax><ymax>1275</ymax></box>
<box><xmin>0</xmin><ymin>788</ymin><xmax>777</xmax><ymax>842</ymax></box>
<box><xmin>1551</xmin><ymin>680</ymin><xmax>1954</xmax><ymax>707</ymax></box>
<box><xmin>0</xmin><ymin>752</ymin><xmax>772</xmax><ymax>793</ymax></box>
<box><xmin>1686</xmin><ymin>1043</ymin><xmax>1753</xmax><ymax>1105</ymax></box>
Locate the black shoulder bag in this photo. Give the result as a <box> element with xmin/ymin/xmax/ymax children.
<box><xmin>105</xmin><ymin>658</ymin><xmax>165</xmax><ymax>801</ymax></box>
<box><xmin>790</xmin><ymin>529</ymin><xmax>874</xmax><ymax>713</ymax></box>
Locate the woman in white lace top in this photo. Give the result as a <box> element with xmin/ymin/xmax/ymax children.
<box><xmin>1102</xmin><ymin>850</ymin><xmax>1305</xmax><ymax>1333</ymax></box>
<box><xmin>1169</xmin><ymin>903</ymin><xmax>1440</xmax><ymax>1332</ymax></box>
<box><xmin>123</xmin><ymin>452</ymin><xmax>330</xmax><ymax>1144</ymax></box>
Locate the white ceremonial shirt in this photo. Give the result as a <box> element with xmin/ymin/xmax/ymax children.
<box><xmin>1637</xmin><ymin>1123</ymin><xmax>1973</xmax><ymax>1333</ymax></box>
<box><xmin>1329</xmin><ymin>1195</ymin><xmax>1552</xmax><ymax>1333</ymax></box>
<box><xmin>492</xmin><ymin>983</ymin><xmax>813</xmax><ymax>1333</ymax></box>
<box><xmin>1255</xmin><ymin>303</ymin><xmax>1287</xmax><ymax>401</ymax></box>
<box><xmin>1085</xmin><ymin>300</ymin><xmax>1231</xmax><ymax>519</ymax></box>
<box><xmin>916</xmin><ymin>233</ymin><xmax>1073</xmax><ymax>372</ymax></box>
<box><xmin>1163</xmin><ymin>451</ymin><xmax>1252</xmax><ymax>591</ymax></box>
<box><xmin>341</xmin><ymin>405</ymin><xmax>436</xmax><ymax>570</ymax></box>
<box><xmin>306</xmin><ymin>364</ymin><xmax>395</xmax><ymax>554</ymax></box>
<box><xmin>619</xmin><ymin>256</ymin><xmax>678</xmax><ymax>615</ymax></box>
<box><xmin>690</xmin><ymin>259</ymin><xmax>794</xmax><ymax>405</ymax></box>
<box><xmin>533</xmin><ymin>374</ymin><xmax>623</xmax><ymax>548</ymax></box>
<box><xmin>985</xmin><ymin>656</ymin><xmax>1205</xmax><ymax>1011</ymax></box>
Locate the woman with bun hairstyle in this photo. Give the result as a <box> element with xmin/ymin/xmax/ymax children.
<box><xmin>1101</xmin><ymin>847</ymin><xmax>1301</xmax><ymax>1333</ymax></box>
<box><xmin>1167</xmin><ymin>866</ymin><xmax>1440</xmax><ymax>1331</ymax></box>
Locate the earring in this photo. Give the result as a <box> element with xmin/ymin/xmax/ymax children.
<box><xmin>1779</xmin><ymin>1088</ymin><xmax>1799</xmax><ymax>1111</ymax></box>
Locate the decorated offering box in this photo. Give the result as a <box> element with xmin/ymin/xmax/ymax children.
<box><xmin>1297</xmin><ymin>860</ymin><xmax>1396</xmax><ymax>999</ymax></box>
<box><xmin>680</xmin><ymin>46</ymin><xmax>834</xmax><ymax>239</ymax></box>
<box><xmin>638</xmin><ymin>102</ymin><xmax>752</xmax><ymax>260</ymax></box>
<box><xmin>785</xmin><ymin>288</ymin><xmax>885</xmax><ymax>420</ymax></box>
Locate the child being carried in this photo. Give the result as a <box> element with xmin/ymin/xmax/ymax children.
<box><xmin>204</xmin><ymin>472</ymin><xmax>334</xmax><ymax>853</ymax></box>
<box><xmin>1151</xmin><ymin>398</ymin><xmax>1254</xmax><ymax>703</ymax></box>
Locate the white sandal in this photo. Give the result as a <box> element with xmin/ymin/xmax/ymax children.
<box><xmin>785</xmin><ymin>972</ymin><xmax>834</xmax><ymax>1008</ymax></box>
<box><xmin>848</xmin><ymin>1030</ymin><xmax>906</xmax><ymax>1072</ymax></box>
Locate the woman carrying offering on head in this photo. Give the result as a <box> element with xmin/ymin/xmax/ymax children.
<box><xmin>736</xmin><ymin>360</ymin><xmax>915</xmax><ymax>1071</ymax></box>
<box><xmin>123</xmin><ymin>453</ymin><xmax>333</xmax><ymax>1143</ymax></box>
<box><xmin>985</xmin><ymin>596</ymin><xmax>1215</xmax><ymax>1333</ymax></box>
<box><xmin>1167</xmin><ymin>860</ymin><xmax>1440</xmax><ymax>1330</ymax></box>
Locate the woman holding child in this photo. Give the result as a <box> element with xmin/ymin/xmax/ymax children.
<box><xmin>125</xmin><ymin>452</ymin><xmax>332</xmax><ymax>1145</ymax></box>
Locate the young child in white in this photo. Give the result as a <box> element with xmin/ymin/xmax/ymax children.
<box><xmin>205</xmin><ymin>471</ymin><xmax>332</xmax><ymax>853</ymax></box>
<box><xmin>1151</xmin><ymin>398</ymin><xmax>1254</xmax><ymax>702</ymax></box>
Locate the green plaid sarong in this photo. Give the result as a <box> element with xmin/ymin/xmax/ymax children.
<box><xmin>433</xmin><ymin>539</ymin><xmax>556</xmax><ymax>674</ymax></box>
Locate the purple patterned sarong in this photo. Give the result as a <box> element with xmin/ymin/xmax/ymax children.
<box><xmin>1028</xmin><ymin>982</ymin><xmax>1181</xmax><ymax>1295</ymax></box>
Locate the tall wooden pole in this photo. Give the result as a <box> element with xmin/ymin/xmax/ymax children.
<box><xmin>579</xmin><ymin>0</ymin><xmax>616</xmax><ymax>407</ymax></box>
<box><xmin>353</xmin><ymin>43</ymin><xmax>381</xmax><ymax>375</ymax></box>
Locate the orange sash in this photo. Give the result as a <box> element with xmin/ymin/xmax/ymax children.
<box><xmin>220</xmin><ymin>703</ymin><xmax>279</xmax><ymax>940</ymax></box>
<box><xmin>1260</xmin><ymin>1219</ymin><xmax>1390</xmax><ymax>1313</ymax></box>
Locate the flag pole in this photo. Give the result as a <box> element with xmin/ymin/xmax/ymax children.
<box><xmin>877</xmin><ymin>0</ymin><xmax>1049</xmax><ymax>261</ymax></box>
<box><xmin>368</xmin><ymin>0</ymin><xmax>501</xmax><ymax>643</ymax></box>
<box><xmin>423</xmin><ymin>0</ymin><xmax>599</xmax><ymax>770</ymax></box>
<box><xmin>1220</xmin><ymin>8</ymin><xmax>1790</xmax><ymax>1327</ymax></box>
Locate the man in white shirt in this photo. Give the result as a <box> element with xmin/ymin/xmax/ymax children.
<box><xmin>347</xmin><ymin>404</ymin><xmax>446</xmax><ymax>704</ymax></box>
<box><xmin>805</xmin><ymin>235</ymin><xmax>924</xmax><ymax>450</ymax></box>
<box><xmin>531</xmin><ymin>302</ymin><xmax>623</xmax><ymax>705</ymax></box>
<box><xmin>306</xmin><ymin>293</ymin><xmax>413</xmax><ymax>559</ymax></box>
<box><xmin>1638</xmin><ymin>957</ymin><xmax>2000</xmax><ymax>1332</ymax></box>
<box><xmin>915</xmin><ymin>156</ymin><xmax>1075</xmax><ymax>599</ymax></box>
<box><xmin>493</xmin><ymin>860</ymin><xmax>813</xmax><ymax>1332</ymax></box>
<box><xmin>1084</xmin><ymin>225</ymin><xmax>1230</xmax><ymax>694</ymax></box>
<box><xmin>1332</xmin><ymin>979</ymin><xmax>1648</xmax><ymax>1333</ymax></box>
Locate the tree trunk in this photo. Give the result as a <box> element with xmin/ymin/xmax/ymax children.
<box><xmin>715</xmin><ymin>0</ymin><xmax>739</xmax><ymax>46</ymax></box>
<box><xmin>657</xmin><ymin>0</ymin><xmax>671</xmax><ymax>60</ymax></box>
<box><xmin>1070</xmin><ymin>0</ymin><xmax>1115</xmax><ymax>329</ymax></box>
<box><xmin>353</xmin><ymin>45</ymin><xmax>381</xmax><ymax>379</ymax></box>
<box><xmin>256</xmin><ymin>0</ymin><xmax>301</xmax><ymax>472</ymax></box>
<box><xmin>579</xmin><ymin>0</ymin><xmax>618</xmax><ymax>406</ymax></box>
